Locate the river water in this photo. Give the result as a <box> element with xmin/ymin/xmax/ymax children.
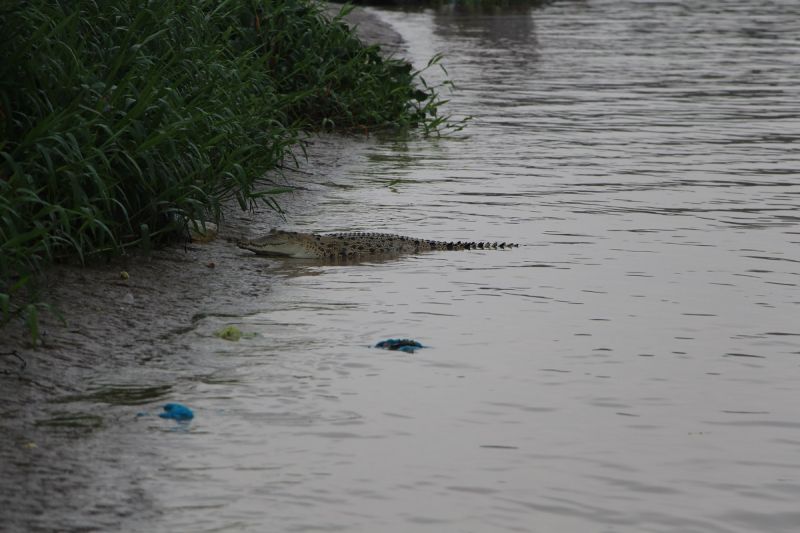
<box><xmin>10</xmin><ymin>1</ymin><xmax>800</xmax><ymax>532</ymax></box>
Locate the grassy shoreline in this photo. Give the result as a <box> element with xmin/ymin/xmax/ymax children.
<box><xmin>0</xmin><ymin>0</ymin><xmax>458</xmax><ymax>342</ymax></box>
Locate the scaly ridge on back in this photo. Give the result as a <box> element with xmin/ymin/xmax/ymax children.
<box><xmin>237</xmin><ymin>229</ymin><xmax>518</xmax><ymax>259</ymax></box>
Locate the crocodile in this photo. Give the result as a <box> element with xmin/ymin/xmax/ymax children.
<box><xmin>237</xmin><ymin>229</ymin><xmax>518</xmax><ymax>259</ymax></box>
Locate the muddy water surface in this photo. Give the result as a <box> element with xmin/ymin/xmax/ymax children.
<box><xmin>4</xmin><ymin>1</ymin><xmax>800</xmax><ymax>532</ymax></box>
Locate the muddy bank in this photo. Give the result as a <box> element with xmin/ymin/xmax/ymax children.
<box><xmin>0</xmin><ymin>7</ymin><xmax>404</xmax><ymax>530</ymax></box>
<box><xmin>329</xmin><ymin>3</ymin><xmax>407</xmax><ymax>58</ymax></box>
<box><xmin>0</xmin><ymin>135</ymin><xmax>371</xmax><ymax>400</ymax></box>
<box><xmin>0</xmin><ymin>135</ymin><xmax>369</xmax><ymax>531</ymax></box>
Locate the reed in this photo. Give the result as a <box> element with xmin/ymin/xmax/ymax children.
<box><xmin>0</xmin><ymin>0</ymin><xmax>460</xmax><ymax>343</ymax></box>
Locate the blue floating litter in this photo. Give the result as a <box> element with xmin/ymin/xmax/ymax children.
<box><xmin>374</xmin><ymin>339</ymin><xmax>424</xmax><ymax>353</ymax></box>
<box><xmin>158</xmin><ymin>403</ymin><xmax>194</xmax><ymax>420</ymax></box>
<box><xmin>394</xmin><ymin>345</ymin><xmax>418</xmax><ymax>353</ymax></box>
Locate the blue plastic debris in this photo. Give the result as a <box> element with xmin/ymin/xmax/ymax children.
<box><xmin>158</xmin><ymin>403</ymin><xmax>194</xmax><ymax>420</ymax></box>
<box><xmin>374</xmin><ymin>339</ymin><xmax>424</xmax><ymax>353</ymax></box>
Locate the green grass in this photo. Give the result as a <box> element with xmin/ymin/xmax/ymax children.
<box><xmin>0</xmin><ymin>0</ymin><xmax>462</xmax><ymax>345</ymax></box>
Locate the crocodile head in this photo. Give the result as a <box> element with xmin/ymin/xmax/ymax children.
<box><xmin>237</xmin><ymin>229</ymin><xmax>318</xmax><ymax>258</ymax></box>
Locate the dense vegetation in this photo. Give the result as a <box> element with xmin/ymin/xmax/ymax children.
<box><xmin>0</xmin><ymin>0</ymin><xmax>458</xmax><ymax>343</ymax></box>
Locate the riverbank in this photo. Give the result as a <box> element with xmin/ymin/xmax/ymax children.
<box><xmin>0</xmin><ymin>2</ymin><xmax>403</xmax><ymax>399</ymax></box>
<box><xmin>0</xmin><ymin>6</ymin><xmax>406</xmax><ymax>528</ymax></box>
<box><xmin>1</xmin><ymin>0</ymin><xmax>428</xmax><ymax>352</ymax></box>
<box><xmin>0</xmin><ymin>134</ymin><xmax>365</xmax><ymax>402</ymax></box>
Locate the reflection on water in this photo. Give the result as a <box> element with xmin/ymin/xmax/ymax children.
<box><xmin>433</xmin><ymin>3</ymin><xmax>539</xmax><ymax>45</ymax></box>
<box><xmin>52</xmin><ymin>384</ymin><xmax>174</xmax><ymax>406</ymax></box>
<box><xmin>15</xmin><ymin>0</ymin><xmax>800</xmax><ymax>531</ymax></box>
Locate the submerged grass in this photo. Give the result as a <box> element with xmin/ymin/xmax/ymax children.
<box><xmin>0</xmin><ymin>0</ymin><xmax>462</xmax><ymax>344</ymax></box>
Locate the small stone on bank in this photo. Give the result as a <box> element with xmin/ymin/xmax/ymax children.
<box><xmin>189</xmin><ymin>221</ymin><xmax>218</xmax><ymax>243</ymax></box>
